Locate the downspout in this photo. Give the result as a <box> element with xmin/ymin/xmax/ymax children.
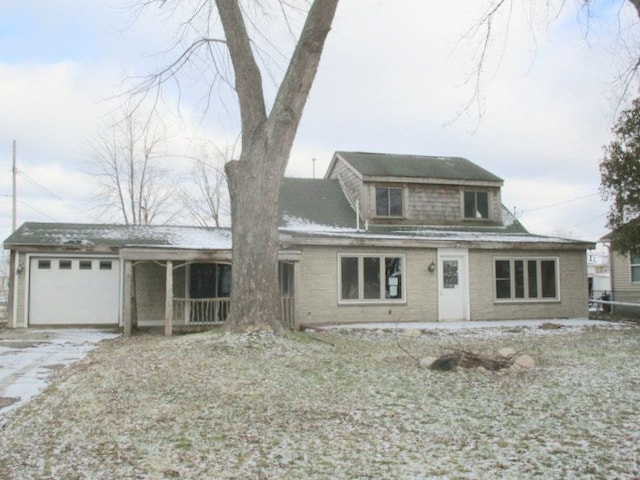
<box><xmin>356</xmin><ymin>199</ymin><xmax>360</xmax><ymax>231</ymax></box>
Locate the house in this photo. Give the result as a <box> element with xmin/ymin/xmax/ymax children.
<box><xmin>3</xmin><ymin>151</ymin><xmax>594</xmax><ymax>333</ymax></box>
<box><xmin>599</xmin><ymin>231</ymin><xmax>640</xmax><ymax>316</ymax></box>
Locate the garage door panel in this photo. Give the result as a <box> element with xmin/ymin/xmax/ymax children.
<box><xmin>29</xmin><ymin>257</ymin><xmax>120</xmax><ymax>325</ymax></box>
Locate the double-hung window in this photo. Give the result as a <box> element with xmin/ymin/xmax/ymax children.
<box><xmin>376</xmin><ymin>187</ymin><xmax>403</xmax><ymax>217</ymax></box>
<box><xmin>339</xmin><ymin>254</ymin><xmax>404</xmax><ymax>302</ymax></box>
<box><xmin>464</xmin><ymin>191</ymin><xmax>489</xmax><ymax>219</ymax></box>
<box><xmin>494</xmin><ymin>257</ymin><xmax>558</xmax><ymax>301</ymax></box>
<box><xmin>631</xmin><ymin>254</ymin><xmax>640</xmax><ymax>282</ymax></box>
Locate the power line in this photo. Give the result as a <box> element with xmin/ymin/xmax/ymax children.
<box><xmin>518</xmin><ymin>192</ymin><xmax>601</xmax><ymax>215</ymax></box>
<box><xmin>16</xmin><ymin>169</ymin><xmax>95</xmax><ymax>219</ymax></box>
<box><xmin>17</xmin><ymin>199</ymin><xmax>58</xmax><ymax>222</ymax></box>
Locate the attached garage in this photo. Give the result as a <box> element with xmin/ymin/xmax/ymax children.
<box><xmin>28</xmin><ymin>256</ymin><xmax>120</xmax><ymax>326</ymax></box>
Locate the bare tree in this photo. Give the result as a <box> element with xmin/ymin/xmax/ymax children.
<box><xmin>90</xmin><ymin>106</ymin><xmax>176</xmax><ymax>225</ymax></box>
<box><xmin>460</xmin><ymin>0</ymin><xmax>640</xmax><ymax>122</ymax></box>
<box><xmin>130</xmin><ymin>0</ymin><xmax>338</xmax><ymax>333</ymax></box>
<box><xmin>180</xmin><ymin>145</ymin><xmax>230</xmax><ymax>228</ymax></box>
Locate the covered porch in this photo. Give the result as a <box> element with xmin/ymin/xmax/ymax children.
<box><xmin>120</xmin><ymin>247</ymin><xmax>299</xmax><ymax>336</ymax></box>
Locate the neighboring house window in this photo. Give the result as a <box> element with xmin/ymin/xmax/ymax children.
<box><xmin>99</xmin><ymin>261</ymin><xmax>112</xmax><ymax>270</ymax></box>
<box><xmin>464</xmin><ymin>191</ymin><xmax>489</xmax><ymax>219</ymax></box>
<box><xmin>59</xmin><ymin>260</ymin><xmax>72</xmax><ymax>270</ymax></box>
<box><xmin>494</xmin><ymin>257</ymin><xmax>558</xmax><ymax>300</ymax></box>
<box><xmin>376</xmin><ymin>187</ymin><xmax>403</xmax><ymax>217</ymax></box>
<box><xmin>339</xmin><ymin>254</ymin><xmax>404</xmax><ymax>302</ymax></box>
<box><xmin>38</xmin><ymin>260</ymin><xmax>51</xmax><ymax>269</ymax></box>
<box><xmin>631</xmin><ymin>254</ymin><xmax>640</xmax><ymax>282</ymax></box>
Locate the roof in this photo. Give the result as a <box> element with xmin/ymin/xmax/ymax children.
<box><xmin>279</xmin><ymin>178</ymin><xmax>357</xmax><ymax>229</ymax></box>
<box><xmin>4</xmin><ymin>223</ymin><xmax>233</xmax><ymax>250</ymax></box>
<box><xmin>329</xmin><ymin>151</ymin><xmax>503</xmax><ymax>184</ymax></box>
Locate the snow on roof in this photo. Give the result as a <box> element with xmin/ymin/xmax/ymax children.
<box><xmin>4</xmin><ymin>223</ymin><xmax>233</xmax><ymax>250</ymax></box>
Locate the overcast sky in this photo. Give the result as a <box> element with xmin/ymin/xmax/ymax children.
<box><xmin>1</xmin><ymin>0</ymin><xmax>638</xmax><ymax>245</ymax></box>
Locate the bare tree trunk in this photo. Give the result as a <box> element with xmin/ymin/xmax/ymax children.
<box><xmin>225</xmin><ymin>153</ymin><xmax>282</xmax><ymax>332</ymax></box>
<box><xmin>629</xmin><ymin>0</ymin><xmax>640</xmax><ymax>19</ymax></box>
<box><xmin>218</xmin><ymin>0</ymin><xmax>339</xmax><ymax>333</ymax></box>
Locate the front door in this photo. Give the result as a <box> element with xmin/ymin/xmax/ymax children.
<box><xmin>438</xmin><ymin>249</ymin><xmax>470</xmax><ymax>321</ymax></box>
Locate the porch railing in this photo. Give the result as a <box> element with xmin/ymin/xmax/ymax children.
<box><xmin>173</xmin><ymin>296</ymin><xmax>296</xmax><ymax>329</ymax></box>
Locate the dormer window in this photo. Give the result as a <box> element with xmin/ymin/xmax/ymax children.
<box><xmin>464</xmin><ymin>190</ymin><xmax>489</xmax><ymax>219</ymax></box>
<box><xmin>376</xmin><ymin>187</ymin><xmax>403</xmax><ymax>217</ymax></box>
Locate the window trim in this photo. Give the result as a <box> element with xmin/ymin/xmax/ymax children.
<box><xmin>338</xmin><ymin>253</ymin><xmax>406</xmax><ymax>304</ymax></box>
<box><xmin>630</xmin><ymin>254</ymin><xmax>640</xmax><ymax>283</ymax></box>
<box><xmin>374</xmin><ymin>186</ymin><xmax>404</xmax><ymax>218</ymax></box>
<box><xmin>463</xmin><ymin>190</ymin><xmax>490</xmax><ymax>220</ymax></box>
<box><xmin>493</xmin><ymin>256</ymin><xmax>560</xmax><ymax>303</ymax></box>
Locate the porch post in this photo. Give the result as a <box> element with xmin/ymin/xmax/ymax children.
<box><xmin>293</xmin><ymin>261</ymin><xmax>301</xmax><ymax>330</ymax></box>
<box><xmin>123</xmin><ymin>260</ymin><xmax>133</xmax><ymax>337</ymax></box>
<box><xmin>165</xmin><ymin>260</ymin><xmax>173</xmax><ymax>336</ymax></box>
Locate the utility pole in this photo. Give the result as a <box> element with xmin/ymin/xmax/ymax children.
<box><xmin>12</xmin><ymin>140</ymin><xmax>17</xmax><ymax>232</ymax></box>
<box><xmin>312</xmin><ymin>158</ymin><xmax>316</xmax><ymax>179</ymax></box>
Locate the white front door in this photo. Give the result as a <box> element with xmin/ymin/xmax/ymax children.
<box><xmin>438</xmin><ymin>249</ymin><xmax>470</xmax><ymax>321</ymax></box>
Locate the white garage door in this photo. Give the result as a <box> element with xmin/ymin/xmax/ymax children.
<box><xmin>29</xmin><ymin>257</ymin><xmax>120</xmax><ymax>326</ymax></box>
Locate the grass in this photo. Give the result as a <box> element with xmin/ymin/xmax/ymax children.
<box><xmin>0</xmin><ymin>323</ymin><xmax>639</xmax><ymax>479</ymax></box>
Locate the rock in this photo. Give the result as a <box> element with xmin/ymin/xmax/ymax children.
<box><xmin>497</xmin><ymin>347</ymin><xmax>516</xmax><ymax>359</ymax></box>
<box><xmin>403</xmin><ymin>328</ymin><xmax>422</xmax><ymax>337</ymax></box>
<box><xmin>374</xmin><ymin>329</ymin><xmax>386</xmax><ymax>336</ymax></box>
<box><xmin>430</xmin><ymin>354</ymin><xmax>458</xmax><ymax>371</ymax></box>
<box><xmin>539</xmin><ymin>322</ymin><xmax>563</xmax><ymax>330</ymax></box>
<box><xmin>418</xmin><ymin>356</ymin><xmax>438</xmax><ymax>369</ymax></box>
<box><xmin>514</xmin><ymin>354</ymin><xmax>535</xmax><ymax>370</ymax></box>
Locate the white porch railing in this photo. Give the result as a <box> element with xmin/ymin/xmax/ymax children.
<box><xmin>173</xmin><ymin>296</ymin><xmax>296</xmax><ymax>329</ymax></box>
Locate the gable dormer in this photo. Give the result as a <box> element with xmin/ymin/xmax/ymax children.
<box><xmin>325</xmin><ymin>151</ymin><xmax>504</xmax><ymax>227</ymax></box>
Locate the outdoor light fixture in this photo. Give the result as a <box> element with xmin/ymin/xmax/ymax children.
<box><xmin>428</xmin><ymin>261</ymin><xmax>436</xmax><ymax>273</ymax></box>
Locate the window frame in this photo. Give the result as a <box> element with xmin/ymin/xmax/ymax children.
<box><xmin>338</xmin><ymin>253</ymin><xmax>406</xmax><ymax>304</ymax></box>
<box><xmin>493</xmin><ymin>256</ymin><xmax>560</xmax><ymax>302</ymax></box>
<box><xmin>375</xmin><ymin>186</ymin><xmax>404</xmax><ymax>218</ymax></box>
<box><xmin>463</xmin><ymin>190</ymin><xmax>490</xmax><ymax>220</ymax></box>
<box><xmin>630</xmin><ymin>254</ymin><xmax>640</xmax><ymax>283</ymax></box>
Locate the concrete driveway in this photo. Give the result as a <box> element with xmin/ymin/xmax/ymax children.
<box><xmin>0</xmin><ymin>328</ymin><xmax>120</xmax><ymax>419</ymax></box>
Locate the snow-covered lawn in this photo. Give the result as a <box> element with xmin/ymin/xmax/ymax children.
<box><xmin>0</xmin><ymin>322</ymin><xmax>638</xmax><ymax>479</ymax></box>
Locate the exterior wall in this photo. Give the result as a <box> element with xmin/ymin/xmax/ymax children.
<box><xmin>610</xmin><ymin>250</ymin><xmax>640</xmax><ymax>316</ymax></box>
<box><xmin>296</xmin><ymin>245</ymin><xmax>439</xmax><ymax>326</ymax></box>
<box><xmin>134</xmin><ymin>261</ymin><xmax>165</xmax><ymax>324</ymax></box>
<box><xmin>328</xmin><ymin>158</ymin><xmax>362</xmax><ymax>210</ymax></box>
<box><xmin>360</xmin><ymin>182</ymin><xmax>502</xmax><ymax>226</ymax></box>
<box><xmin>12</xmin><ymin>251</ymin><xmax>28</xmax><ymax>328</ymax></box>
<box><xmin>296</xmin><ymin>245</ymin><xmax>589</xmax><ymax>326</ymax></box>
<box><xmin>469</xmin><ymin>249</ymin><xmax>589</xmax><ymax>320</ymax></box>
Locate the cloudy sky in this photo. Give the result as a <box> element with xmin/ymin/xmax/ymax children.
<box><xmin>1</xmin><ymin>0</ymin><xmax>638</xmax><ymax>246</ymax></box>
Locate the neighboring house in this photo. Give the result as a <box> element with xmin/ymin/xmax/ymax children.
<box><xmin>4</xmin><ymin>151</ymin><xmax>594</xmax><ymax>333</ymax></box>
<box><xmin>599</xmin><ymin>231</ymin><xmax>640</xmax><ymax>316</ymax></box>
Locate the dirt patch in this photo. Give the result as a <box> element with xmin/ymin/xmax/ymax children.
<box><xmin>0</xmin><ymin>397</ymin><xmax>19</xmax><ymax>409</ymax></box>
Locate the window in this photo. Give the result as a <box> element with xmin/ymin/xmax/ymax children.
<box><xmin>376</xmin><ymin>187</ymin><xmax>403</xmax><ymax>217</ymax></box>
<box><xmin>494</xmin><ymin>257</ymin><xmax>558</xmax><ymax>301</ymax></box>
<box><xmin>99</xmin><ymin>260</ymin><xmax>112</xmax><ymax>270</ymax></box>
<box><xmin>464</xmin><ymin>191</ymin><xmax>489</xmax><ymax>219</ymax></box>
<box><xmin>79</xmin><ymin>260</ymin><xmax>92</xmax><ymax>270</ymax></box>
<box><xmin>631</xmin><ymin>254</ymin><xmax>640</xmax><ymax>282</ymax></box>
<box><xmin>38</xmin><ymin>260</ymin><xmax>51</xmax><ymax>270</ymax></box>
<box><xmin>339</xmin><ymin>254</ymin><xmax>404</xmax><ymax>302</ymax></box>
<box><xmin>59</xmin><ymin>260</ymin><xmax>72</xmax><ymax>270</ymax></box>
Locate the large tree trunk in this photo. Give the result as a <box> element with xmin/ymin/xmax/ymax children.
<box><xmin>215</xmin><ymin>0</ymin><xmax>338</xmax><ymax>333</ymax></box>
<box><xmin>224</xmin><ymin>153</ymin><xmax>283</xmax><ymax>333</ymax></box>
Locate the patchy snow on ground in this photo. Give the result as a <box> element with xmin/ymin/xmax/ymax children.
<box><xmin>0</xmin><ymin>323</ymin><xmax>638</xmax><ymax>479</ymax></box>
<box><xmin>0</xmin><ymin>329</ymin><xmax>120</xmax><ymax>418</ymax></box>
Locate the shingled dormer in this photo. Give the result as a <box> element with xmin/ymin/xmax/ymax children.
<box><xmin>325</xmin><ymin>151</ymin><xmax>505</xmax><ymax>227</ymax></box>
